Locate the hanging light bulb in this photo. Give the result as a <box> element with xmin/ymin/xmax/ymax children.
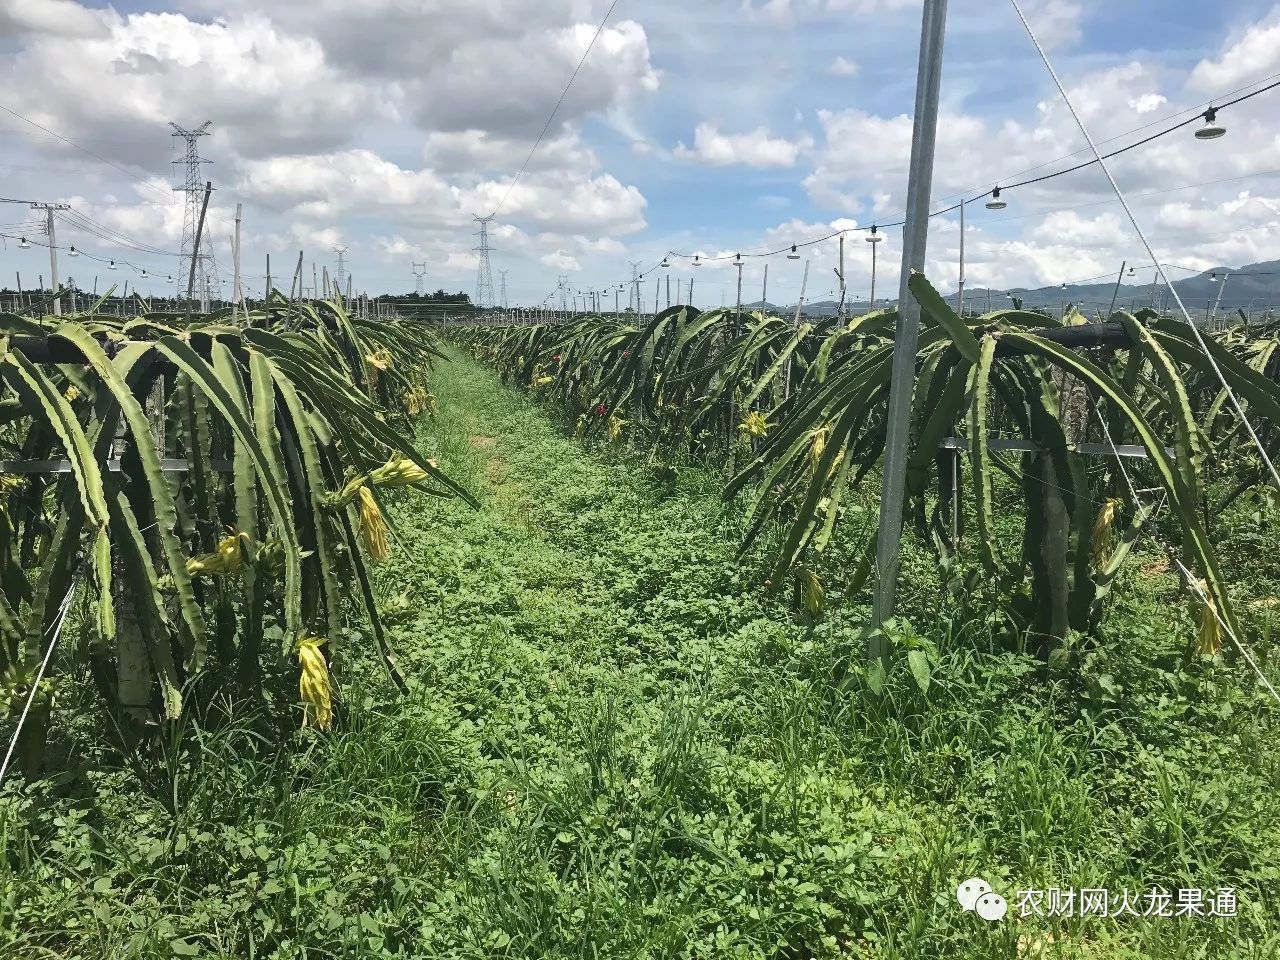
<box><xmin>788</xmin><ymin>244</ymin><xmax>800</xmax><ymax>260</ymax></box>
<box><xmin>1209</xmin><ymin>272</ymin><xmax>1217</xmax><ymax>281</ymax></box>
<box><xmin>108</xmin><ymin>260</ymin><xmax>117</xmax><ymax>270</ymax></box>
<box><xmin>18</xmin><ymin>237</ymin><xmax>30</xmax><ymax>249</ymax></box>
<box><xmin>866</xmin><ymin>225</ymin><xmax>882</xmax><ymax>244</ymax></box>
<box><xmin>167</xmin><ymin>275</ymin><xmax>173</xmax><ymax>282</ymax></box>
<box><xmin>660</xmin><ymin>256</ymin><xmax>670</xmax><ymax>268</ymax></box>
<box><xmin>140</xmin><ymin>269</ymin><xmax>148</xmax><ymax>278</ymax></box>
<box><xmin>1127</xmin><ymin>267</ymin><xmax>1136</xmax><ymax>277</ymax></box>
<box><xmin>733</xmin><ymin>253</ymin><xmax>743</xmax><ymax>266</ymax></box>
<box><xmin>985</xmin><ymin>187</ymin><xmax>1007</xmax><ymax>210</ymax></box>
<box><xmin>1195</xmin><ymin>107</ymin><xmax>1226</xmax><ymax>140</ymax></box>
<box><xmin>693</xmin><ymin>255</ymin><xmax>702</xmax><ymax>267</ymax></box>
<box><xmin>68</xmin><ymin>245</ymin><xmax>78</xmax><ymax>257</ymax></box>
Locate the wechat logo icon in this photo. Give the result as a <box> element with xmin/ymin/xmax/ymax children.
<box><xmin>957</xmin><ymin>877</ymin><xmax>1008</xmax><ymax>921</ymax></box>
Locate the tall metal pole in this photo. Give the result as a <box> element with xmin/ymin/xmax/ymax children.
<box><xmin>666</xmin><ymin>273</ymin><xmax>671</xmax><ymax>308</ymax></box>
<box><xmin>31</xmin><ymin>204</ymin><xmax>69</xmax><ymax>316</ymax></box>
<box><xmin>762</xmin><ymin>263</ymin><xmax>769</xmax><ymax>313</ymax></box>
<box><xmin>232</xmin><ymin>203</ymin><xmax>243</xmax><ymax>324</ymax></box>
<box><xmin>871</xmin><ymin>0</ymin><xmax>950</xmax><ymax>638</ymax></box>
<box><xmin>1208</xmin><ymin>271</ymin><xmax>1228</xmax><ymax>330</ymax></box>
<box><xmin>837</xmin><ymin>234</ymin><xmax>846</xmax><ymax>318</ymax></box>
<box><xmin>868</xmin><ymin>235</ymin><xmax>880</xmax><ymax>310</ymax></box>
<box><xmin>957</xmin><ymin>199</ymin><xmax>965</xmax><ymax>315</ymax></box>
<box><xmin>784</xmin><ymin>260</ymin><xmax>810</xmax><ymax>398</ymax></box>
<box><xmin>1106</xmin><ymin>261</ymin><xmax>1126</xmax><ymax>317</ymax></box>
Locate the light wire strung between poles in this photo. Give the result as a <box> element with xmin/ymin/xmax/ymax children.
<box><xmin>1007</xmin><ymin>0</ymin><xmax>1280</xmax><ymax>705</ymax></box>
<box><xmin>590</xmin><ymin>74</ymin><xmax>1280</xmax><ymax>299</ymax></box>
<box><xmin>1008</xmin><ymin>0</ymin><xmax>1280</xmax><ymax>497</ymax></box>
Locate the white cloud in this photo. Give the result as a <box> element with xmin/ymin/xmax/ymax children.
<box><xmin>828</xmin><ymin>56</ymin><xmax>859</xmax><ymax>77</ymax></box>
<box><xmin>541</xmin><ymin>250</ymin><xmax>581</xmax><ymax>271</ymax></box>
<box><xmin>674</xmin><ymin>123</ymin><xmax>813</xmax><ymax>168</ymax></box>
<box><xmin>0</xmin><ymin>0</ymin><xmax>106</xmax><ymax>38</ymax></box>
<box><xmin>1189</xmin><ymin>8</ymin><xmax>1280</xmax><ymax>92</ymax></box>
<box><xmin>1129</xmin><ymin>93</ymin><xmax>1167</xmax><ymax>114</ymax></box>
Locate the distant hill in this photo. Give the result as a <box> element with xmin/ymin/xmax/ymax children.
<box><xmin>761</xmin><ymin>260</ymin><xmax>1280</xmax><ymax>321</ymax></box>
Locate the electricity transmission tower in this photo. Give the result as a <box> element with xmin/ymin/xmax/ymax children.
<box><xmin>170</xmin><ymin>121</ymin><xmax>220</xmax><ymax>306</ymax></box>
<box><xmin>411</xmin><ymin>261</ymin><xmax>427</xmax><ymax>296</ymax></box>
<box><xmin>473</xmin><ymin>215</ymin><xmax>496</xmax><ymax>309</ymax></box>
<box><xmin>557</xmin><ymin>274</ymin><xmax>568</xmax><ymax>314</ymax></box>
<box><xmin>498</xmin><ymin>269</ymin><xmax>509</xmax><ymax>310</ymax></box>
<box><xmin>333</xmin><ymin>246</ymin><xmax>348</xmax><ymax>298</ymax></box>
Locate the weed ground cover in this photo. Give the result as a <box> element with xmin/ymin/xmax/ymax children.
<box><xmin>1</xmin><ymin>352</ymin><xmax>1277</xmax><ymax>958</ymax></box>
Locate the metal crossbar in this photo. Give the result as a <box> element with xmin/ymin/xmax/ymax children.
<box><xmin>0</xmin><ymin>459</ymin><xmax>233</xmax><ymax>474</ymax></box>
<box><xmin>939</xmin><ymin>437</ymin><xmax>1173</xmax><ymax>459</ymax></box>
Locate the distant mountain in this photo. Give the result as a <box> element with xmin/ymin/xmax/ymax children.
<box><xmin>762</xmin><ymin>260</ymin><xmax>1280</xmax><ymax>321</ymax></box>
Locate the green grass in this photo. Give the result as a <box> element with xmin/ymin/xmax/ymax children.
<box><xmin>1</xmin><ymin>351</ymin><xmax>1278</xmax><ymax>958</ymax></box>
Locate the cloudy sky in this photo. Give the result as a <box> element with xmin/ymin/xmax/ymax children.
<box><xmin>1</xmin><ymin>0</ymin><xmax>1279</xmax><ymax>309</ymax></box>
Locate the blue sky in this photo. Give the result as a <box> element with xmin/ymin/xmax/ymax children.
<box><xmin>1</xmin><ymin>0</ymin><xmax>1279</xmax><ymax>309</ymax></box>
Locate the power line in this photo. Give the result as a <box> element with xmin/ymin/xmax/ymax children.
<box><xmin>488</xmin><ymin>0</ymin><xmax>623</xmax><ymax>218</ymax></box>
<box><xmin>0</xmin><ymin>102</ymin><xmax>176</xmax><ymax>207</ymax></box>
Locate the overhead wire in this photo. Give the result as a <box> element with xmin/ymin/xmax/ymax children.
<box><xmin>1010</xmin><ymin>0</ymin><xmax>1280</xmax><ymax>706</ymax></box>
<box><xmin>488</xmin><ymin>0</ymin><xmax>624</xmax><ymax>219</ymax></box>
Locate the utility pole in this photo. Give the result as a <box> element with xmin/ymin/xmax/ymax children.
<box><xmin>558</xmin><ymin>274</ymin><xmax>568</xmax><ymax>315</ymax></box>
<box><xmin>412</xmin><ymin>262</ymin><xmax>427</xmax><ymax>296</ymax></box>
<box><xmin>761</xmin><ymin>263</ymin><xmax>769</xmax><ymax>314</ymax></box>
<box><xmin>1107</xmin><ymin>261</ymin><xmax>1127</xmax><ymax>317</ymax></box>
<box><xmin>231</xmin><ymin>202</ymin><xmax>243</xmax><ymax>323</ymax></box>
<box><xmin>957</xmin><ymin>199</ymin><xmax>966</xmax><ymax>315</ymax></box>
<box><xmin>30</xmin><ymin>202</ymin><xmax>70</xmax><ymax>316</ymax></box>
<box><xmin>836</xmin><ymin>234</ymin><xmax>847</xmax><ymax>319</ymax></box>
<box><xmin>499</xmin><ymin>269</ymin><xmax>509</xmax><ymax>311</ymax></box>
<box><xmin>872</xmin><ymin>0</ymin><xmax>950</xmax><ymax>640</ymax></box>
<box><xmin>867</xmin><ymin>226</ymin><xmax>883</xmax><ymax>310</ymax></box>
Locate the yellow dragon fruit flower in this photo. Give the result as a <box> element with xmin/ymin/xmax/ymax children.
<box><xmin>357</xmin><ymin>486</ymin><xmax>390</xmax><ymax>561</ymax></box>
<box><xmin>1195</xmin><ymin>580</ymin><xmax>1222</xmax><ymax>656</ymax></box>
<box><xmin>738</xmin><ymin>410</ymin><xmax>771</xmax><ymax>438</ymax></box>
<box><xmin>296</xmin><ymin>636</ymin><xmax>333</xmax><ymax>731</ymax></box>
<box><xmin>608</xmin><ymin>414</ymin><xmax>627</xmax><ymax>441</ymax></box>
<box><xmin>1090</xmin><ymin>498</ymin><xmax>1124</xmax><ymax>566</ymax></box>
<box><xmin>797</xmin><ymin>568</ymin><xmax>825</xmax><ymax>614</ymax></box>
<box><xmin>186</xmin><ymin>531</ymin><xmax>249</xmax><ymax>577</ymax></box>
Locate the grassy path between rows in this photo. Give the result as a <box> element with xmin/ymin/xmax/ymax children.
<box><xmin>3</xmin><ymin>351</ymin><xmax>1277</xmax><ymax>959</ymax></box>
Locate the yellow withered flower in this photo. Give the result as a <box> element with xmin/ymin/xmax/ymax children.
<box><xmin>1090</xmin><ymin>498</ymin><xmax>1124</xmax><ymax>566</ymax></box>
<box><xmin>797</xmin><ymin>568</ymin><xmax>825</xmax><ymax>614</ymax></box>
<box><xmin>369</xmin><ymin>455</ymin><xmax>433</xmax><ymax>489</ymax></box>
<box><xmin>534</xmin><ymin>375</ymin><xmax>554</xmax><ymax>388</ymax></box>
<box><xmin>405</xmin><ymin>386</ymin><xmax>436</xmax><ymax>416</ymax></box>
<box><xmin>739</xmin><ymin>410</ymin><xmax>771</xmax><ymax>438</ymax></box>
<box><xmin>608</xmin><ymin>414</ymin><xmax>627</xmax><ymax>441</ymax></box>
<box><xmin>366</xmin><ymin>349</ymin><xmax>394</xmax><ymax>371</ymax></box>
<box><xmin>187</xmin><ymin>532</ymin><xmax>249</xmax><ymax>577</ymax></box>
<box><xmin>63</xmin><ymin>385</ymin><xmax>80</xmax><ymax>402</ymax></box>
<box><xmin>357</xmin><ymin>486</ymin><xmax>390</xmax><ymax>562</ymax></box>
<box><xmin>1195</xmin><ymin>580</ymin><xmax>1223</xmax><ymax>656</ymax></box>
<box><xmin>296</xmin><ymin>636</ymin><xmax>333</xmax><ymax>731</ymax></box>
<box><xmin>805</xmin><ymin>423</ymin><xmax>844</xmax><ymax>480</ymax></box>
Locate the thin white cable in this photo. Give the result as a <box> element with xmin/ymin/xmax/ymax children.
<box><xmin>1010</xmin><ymin>0</ymin><xmax>1280</xmax><ymax>497</ymax></box>
<box><xmin>0</xmin><ymin>574</ymin><xmax>82</xmax><ymax>787</ymax></box>
<box><xmin>1091</xmin><ymin>399</ymin><xmax>1280</xmax><ymax>706</ymax></box>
